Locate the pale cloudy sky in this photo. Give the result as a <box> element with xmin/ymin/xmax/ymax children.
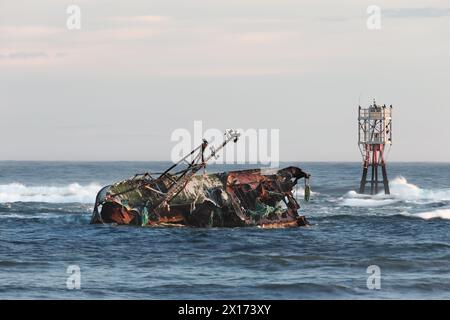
<box><xmin>1</xmin><ymin>0</ymin><xmax>449</xmax><ymax>161</ymax></box>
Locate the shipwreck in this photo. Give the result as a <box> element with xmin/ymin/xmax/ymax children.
<box><xmin>91</xmin><ymin>130</ymin><xmax>311</xmax><ymax>228</ymax></box>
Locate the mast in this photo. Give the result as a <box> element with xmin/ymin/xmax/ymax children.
<box><xmin>152</xmin><ymin>129</ymin><xmax>240</xmax><ymax>214</ymax></box>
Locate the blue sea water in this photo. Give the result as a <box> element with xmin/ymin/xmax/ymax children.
<box><xmin>0</xmin><ymin>161</ymin><xmax>449</xmax><ymax>299</ymax></box>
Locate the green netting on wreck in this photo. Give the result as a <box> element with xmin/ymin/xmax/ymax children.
<box><xmin>170</xmin><ymin>173</ymin><xmax>224</xmax><ymax>206</ymax></box>
<box><xmin>247</xmin><ymin>199</ymin><xmax>285</xmax><ymax>222</ymax></box>
<box><xmin>108</xmin><ymin>173</ymin><xmax>225</xmax><ymax>210</ymax></box>
<box><xmin>108</xmin><ymin>179</ymin><xmax>150</xmax><ymax>209</ymax></box>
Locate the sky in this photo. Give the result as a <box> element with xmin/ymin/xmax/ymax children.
<box><xmin>1</xmin><ymin>0</ymin><xmax>449</xmax><ymax>161</ymax></box>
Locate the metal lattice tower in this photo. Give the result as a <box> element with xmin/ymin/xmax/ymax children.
<box><xmin>358</xmin><ymin>100</ymin><xmax>392</xmax><ymax>195</ymax></box>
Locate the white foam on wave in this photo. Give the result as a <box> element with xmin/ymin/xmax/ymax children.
<box><xmin>0</xmin><ymin>183</ymin><xmax>101</xmax><ymax>203</ymax></box>
<box><xmin>390</xmin><ymin>176</ymin><xmax>450</xmax><ymax>202</ymax></box>
<box><xmin>341</xmin><ymin>176</ymin><xmax>450</xmax><ymax>207</ymax></box>
<box><xmin>401</xmin><ymin>209</ymin><xmax>450</xmax><ymax>220</ymax></box>
<box><xmin>341</xmin><ymin>190</ymin><xmax>398</xmax><ymax>207</ymax></box>
<box><xmin>341</xmin><ymin>194</ymin><xmax>397</xmax><ymax>207</ymax></box>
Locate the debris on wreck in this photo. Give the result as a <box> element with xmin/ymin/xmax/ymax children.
<box><xmin>91</xmin><ymin>130</ymin><xmax>311</xmax><ymax>228</ymax></box>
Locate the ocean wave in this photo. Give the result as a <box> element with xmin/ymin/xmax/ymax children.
<box><xmin>341</xmin><ymin>176</ymin><xmax>450</xmax><ymax>207</ymax></box>
<box><xmin>390</xmin><ymin>176</ymin><xmax>450</xmax><ymax>202</ymax></box>
<box><xmin>0</xmin><ymin>183</ymin><xmax>101</xmax><ymax>204</ymax></box>
<box><xmin>400</xmin><ymin>209</ymin><xmax>450</xmax><ymax>220</ymax></box>
<box><xmin>341</xmin><ymin>195</ymin><xmax>398</xmax><ymax>207</ymax></box>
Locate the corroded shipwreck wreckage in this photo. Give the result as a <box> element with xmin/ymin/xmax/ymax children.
<box><xmin>91</xmin><ymin>130</ymin><xmax>311</xmax><ymax>228</ymax></box>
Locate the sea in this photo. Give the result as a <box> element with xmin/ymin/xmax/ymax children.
<box><xmin>0</xmin><ymin>161</ymin><xmax>449</xmax><ymax>299</ymax></box>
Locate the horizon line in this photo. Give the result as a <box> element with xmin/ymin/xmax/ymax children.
<box><xmin>0</xmin><ymin>160</ymin><xmax>449</xmax><ymax>164</ymax></box>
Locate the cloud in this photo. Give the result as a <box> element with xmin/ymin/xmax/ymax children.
<box><xmin>234</xmin><ymin>31</ymin><xmax>297</xmax><ymax>45</ymax></box>
<box><xmin>384</xmin><ymin>7</ymin><xmax>450</xmax><ymax>18</ymax></box>
<box><xmin>55</xmin><ymin>52</ymin><xmax>68</xmax><ymax>58</ymax></box>
<box><xmin>318</xmin><ymin>7</ymin><xmax>450</xmax><ymax>22</ymax></box>
<box><xmin>107</xmin><ymin>15</ymin><xmax>170</xmax><ymax>23</ymax></box>
<box><xmin>87</xmin><ymin>27</ymin><xmax>162</xmax><ymax>41</ymax></box>
<box><xmin>0</xmin><ymin>26</ymin><xmax>63</xmax><ymax>39</ymax></box>
<box><xmin>0</xmin><ymin>52</ymin><xmax>48</xmax><ymax>59</ymax></box>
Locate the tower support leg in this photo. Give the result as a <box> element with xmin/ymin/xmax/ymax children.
<box><xmin>370</xmin><ymin>148</ymin><xmax>375</xmax><ymax>195</ymax></box>
<box><xmin>360</xmin><ymin>166</ymin><xmax>368</xmax><ymax>194</ymax></box>
<box><xmin>374</xmin><ymin>145</ymin><xmax>379</xmax><ymax>195</ymax></box>
<box><xmin>360</xmin><ymin>144</ymin><xmax>390</xmax><ymax>196</ymax></box>
<box><xmin>359</xmin><ymin>148</ymin><xmax>370</xmax><ymax>194</ymax></box>
<box><xmin>380</xmin><ymin>146</ymin><xmax>390</xmax><ymax>195</ymax></box>
<box><xmin>381</xmin><ymin>163</ymin><xmax>389</xmax><ymax>195</ymax></box>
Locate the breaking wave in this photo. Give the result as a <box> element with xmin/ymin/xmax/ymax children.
<box><xmin>0</xmin><ymin>183</ymin><xmax>101</xmax><ymax>203</ymax></box>
<box><xmin>390</xmin><ymin>176</ymin><xmax>450</xmax><ymax>202</ymax></box>
<box><xmin>401</xmin><ymin>209</ymin><xmax>450</xmax><ymax>220</ymax></box>
<box><xmin>341</xmin><ymin>176</ymin><xmax>450</xmax><ymax>207</ymax></box>
<box><xmin>341</xmin><ymin>194</ymin><xmax>397</xmax><ymax>207</ymax></box>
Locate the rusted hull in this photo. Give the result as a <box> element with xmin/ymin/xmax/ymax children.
<box><xmin>91</xmin><ymin>166</ymin><xmax>310</xmax><ymax>228</ymax></box>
